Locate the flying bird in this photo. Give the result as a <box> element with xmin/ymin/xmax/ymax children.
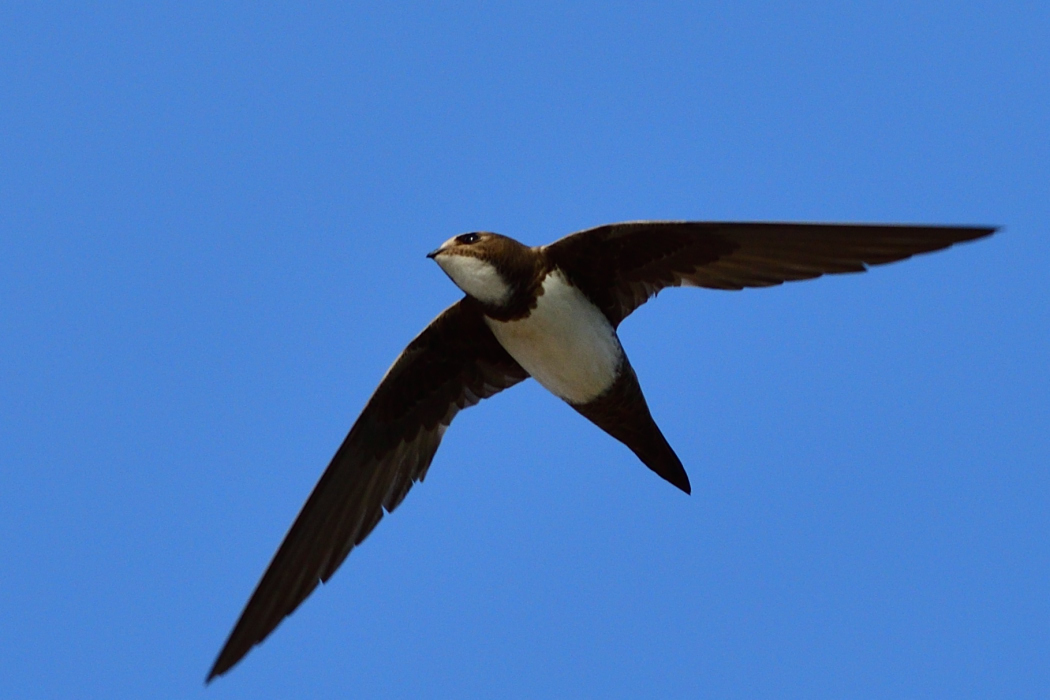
<box><xmin>208</xmin><ymin>221</ymin><xmax>995</xmax><ymax>680</ymax></box>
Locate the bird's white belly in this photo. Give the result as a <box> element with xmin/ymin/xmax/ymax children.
<box><xmin>485</xmin><ymin>270</ymin><xmax>622</xmax><ymax>404</ymax></box>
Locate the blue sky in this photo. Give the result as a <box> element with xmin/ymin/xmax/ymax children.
<box><xmin>1</xmin><ymin>3</ymin><xmax>1047</xmax><ymax>698</ymax></box>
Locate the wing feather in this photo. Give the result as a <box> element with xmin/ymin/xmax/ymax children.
<box><xmin>208</xmin><ymin>298</ymin><xmax>527</xmax><ymax>681</ymax></box>
<box><xmin>545</xmin><ymin>222</ymin><xmax>996</xmax><ymax>325</ymax></box>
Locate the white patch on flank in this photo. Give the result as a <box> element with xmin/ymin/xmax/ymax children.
<box><xmin>435</xmin><ymin>254</ymin><xmax>511</xmax><ymax>305</ymax></box>
<box><xmin>486</xmin><ymin>269</ymin><xmax>622</xmax><ymax>404</ymax></box>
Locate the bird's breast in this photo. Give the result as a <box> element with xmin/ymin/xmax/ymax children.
<box><xmin>485</xmin><ymin>269</ymin><xmax>623</xmax><ymax>404</ymax></box>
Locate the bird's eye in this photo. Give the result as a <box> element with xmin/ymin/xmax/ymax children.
<box><xmin>456</xmin><ymin>233</ymin><xmax>481</xmax><ymax>245</ymax></box>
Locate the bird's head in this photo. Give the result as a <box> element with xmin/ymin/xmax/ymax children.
<box><xmin>428</xmin><ymin>232</ymin><xmax>536</xmax><ymax>306</ymax></box>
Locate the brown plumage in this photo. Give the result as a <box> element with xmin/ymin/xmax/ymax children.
<box><xmin>207</xmin><ymin>299</ymin><xmax>527</xmax><ymax>680</ymax></box>
<box><xmin>209</xmin><ymin>221</ymin><xmax>995</xmax><ymax>681</ymax></box>
<box><xmin>570</xmin><ymin>357</ymin><xmax>691</xmax><ymax>493</ymax></box>
<box><xmin>544</xmin><ymin>222</ymin><xmax>995</xmax><ymax>326</ymax></box>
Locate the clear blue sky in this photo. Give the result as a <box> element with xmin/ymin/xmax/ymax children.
<box><xmin>2</xmin><ymin>3</ymin><xmax>1047</xmax><ymax>698</ymax></box>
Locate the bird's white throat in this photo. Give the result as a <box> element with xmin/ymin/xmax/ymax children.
<box><xmin>486</xmin><ymin>269</ymin><xmax>622</xmax><ymax>404</ymax></box>
<box><xmin>436</xmin><ymin>254</ymin><xmax>511</xmax><ymax>305</ymax></box>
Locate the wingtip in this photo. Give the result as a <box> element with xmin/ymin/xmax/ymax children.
<box><xmin>205</xmin><ymin>663</ymin><xmax>222</xmax><ymax>685</ymax></box>
<box><xmin>965</xmin><ymin>224</ymin><xmax>1000</xmax><ymax>240</ymax></box>
<box><xmin>205</xmin><ymin>648</ymin><xmax>238</xmax><ymax>684</ymax></box>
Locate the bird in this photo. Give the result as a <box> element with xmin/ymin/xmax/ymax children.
<box><xmin>207</xmin><ymin>220</ymin><xmax>996</xmax><ymax>681</ymax></box>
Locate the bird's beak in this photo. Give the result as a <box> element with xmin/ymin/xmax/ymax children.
<box><xmin>426</xmin><ymin>247</ymin><xmax>442</xmax><ymax>259</ymax></box>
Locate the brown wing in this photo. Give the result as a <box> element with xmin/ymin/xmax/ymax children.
<box><xmin>544</xmin><ymin>222</ymin><xmax>997</xmax><ymax>327</ymax></box>
<box><xmin>208</xmin><ymin>298</ymin><xmax>528</xmax><ymax>681</ymax></box>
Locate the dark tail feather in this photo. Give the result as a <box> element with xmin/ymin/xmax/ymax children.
<box><xmin>570</xmin><ymin>360</ymin><xmax>691</xmax><ymax>494</ymax></box>
<box><xmin>628</xmin><ymin>422</ymin><xmax>691</xmax><ymax>494</ymax></box>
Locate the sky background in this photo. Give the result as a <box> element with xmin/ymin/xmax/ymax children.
<box><xmin>2</xmin><ymin>3</ymin><xmax>1048</xmax><ymax>698</ymax></box>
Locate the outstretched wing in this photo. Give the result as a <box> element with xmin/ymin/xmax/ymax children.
<box><xmin>208</xmin><ymin>298</ymin><xmax>528</xmax><ymax>681</ymax></box>
<box><xmin>544</xmin><ymin>222</ymin><xmax>997</xmax><ymax>327</ymax></box>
